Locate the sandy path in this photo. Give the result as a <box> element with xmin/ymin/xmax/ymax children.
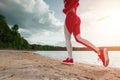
<box><xmin>0</xmin><ymin>50</ymin><xmax>120</xmax><ymax>80</ymax></box>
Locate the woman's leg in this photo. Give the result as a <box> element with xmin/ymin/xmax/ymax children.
<box><xmin>64</xmin><ymin>24</ymin><xmax>73</xmax><ymax>58</ymax></box>
<box><xmin>73</xmin><ymin>19</ymin><xmax>99</xmax><ymax>54</ymax></box>
<box><xmin>74</xmin><ymin>33</ymin><xmax>109</xmax><ymax>67</ymax></box>
<box><xmin>75</xmin><ymin>34</ymin><xmax>99</xmax><ymax>54</ymax></box>
<box><xmin>72</xmin><ymin>17</ymin><xmax>109</xmax><ymax>67</ymax></box>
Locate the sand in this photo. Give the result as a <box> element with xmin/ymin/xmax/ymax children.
<box><xmin>0</xmin><ymin>50</ymin><xmax>120</xmax><ymax>80</ymax></box>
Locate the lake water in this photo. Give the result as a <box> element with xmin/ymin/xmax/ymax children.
<box><xmin>35</xmin><ymin>51</ymin><xmax>120</xmax><ymax>68</ymax></box>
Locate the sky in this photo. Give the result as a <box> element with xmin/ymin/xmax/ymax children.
<box><xmin>0</xmin><ymin>0</ymin><xmax>120</xmax><ymax>47</ymax></box>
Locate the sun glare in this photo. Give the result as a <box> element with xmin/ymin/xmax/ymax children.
<box><xmin>108</xmin><ymin>9</ymin><xmax>120</xmax><ymax>26</ymax></box>
<box><xmin>94</xmin><ymin>8</ymin><xmax>120</xmax><ymax>46</ymax></box>
<box><xmin>99</xmin><ymin>9</ymin><xmax>120</xmax><ymax>35</ymax></box>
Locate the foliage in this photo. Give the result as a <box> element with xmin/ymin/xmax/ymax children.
<box><xmin>0</xmin><ymin>14</ymin><xmax>30</xmax><ymax>50</ymax></box>
<box><xmin>0</xmin><ymin>14</ymin><xmax>66</xmax><ymax>50</ymax></box>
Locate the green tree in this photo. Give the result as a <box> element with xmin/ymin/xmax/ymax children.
<box><xmin>0</xmin><ymin>14</ymin><xmax>31</xmax><ymax>50</ymax></box>
<box><xmin>12</xmin><ymin>24</ymin><xmax>19</xmax><ymax>32</ymax></box>
<box><xmin>0</xmin><ymin>14</ymin><xmax>12</xmax><ymax>43</ymax></box>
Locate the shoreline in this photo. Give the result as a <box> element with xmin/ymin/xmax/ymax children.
<box><xmin>0</xmin><ymin>50</ymin><xmax>120</xmax><ymax>80</ymax></box>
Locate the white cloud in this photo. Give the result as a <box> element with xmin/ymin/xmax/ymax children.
<box><xmin>0</xmin><ymin>0</ymin><xmax>64</xmax><ymax>45</ymax></box>
<box><xmin>48</xmin><ymin>12</ymin><xmax>63</xmax><ymax>27</ymax></box>
<box><xmin>17</xmin><ymin>0</ymin><xmax>35</xmax><ymax>13</ymax></box>
<box><xmin>33</xmin><ymin>0</ymin><xmax>49</xmax><ymax>15</ymax></box>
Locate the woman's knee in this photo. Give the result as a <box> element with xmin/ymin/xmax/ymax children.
<box><xmin>66</xmin><ymin>37</ymin><xmax>71</xmax><ymax>42</ymax></box>
<box><xmin>74</xmin><ymin>34</ymin><xmax>82</xmax><ymax>42</ymax></box>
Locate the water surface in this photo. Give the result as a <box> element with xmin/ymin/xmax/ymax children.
<box><xmin>35</xmin><ymin>51</ymin><xmax>120</xmax><ymax>68</ymax></box>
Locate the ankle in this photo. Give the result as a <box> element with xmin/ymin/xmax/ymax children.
<box><xmin>68</xmin><ymin>57</ymin><xmax>73</xmax><ymax>59</ymax></box>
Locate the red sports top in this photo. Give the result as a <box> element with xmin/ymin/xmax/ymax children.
<box><xmin>63</xmin><ymin>0</ymin><xmax>79</xmax><ymax>14</ymax></box>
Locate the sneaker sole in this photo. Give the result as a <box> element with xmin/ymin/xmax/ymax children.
<box><xmin>103</xmin><ymin>48</ymin><xmax>109</xmax><ymax>67</ymax></box>
<box><xmin>62</xmin><ymin>62</ymin><xmax>74</xmax><ymax>65</ymax></box>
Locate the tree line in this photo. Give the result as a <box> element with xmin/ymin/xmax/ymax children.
<box><xmin>0</xmin><ymin>14</ymin><xmax>67</xmax><ymax>50</ymax></box>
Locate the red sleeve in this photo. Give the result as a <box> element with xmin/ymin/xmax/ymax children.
<box><xmin>63</xmin><ymin>0</ymin><xmax>79</xmax><ymax>14</ymax></box>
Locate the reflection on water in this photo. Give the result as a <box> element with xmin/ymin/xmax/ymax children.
<box><xmin>35</xmin><ymin>51</ymin><xmax>120</xmax><ymax>68</ymax></box>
